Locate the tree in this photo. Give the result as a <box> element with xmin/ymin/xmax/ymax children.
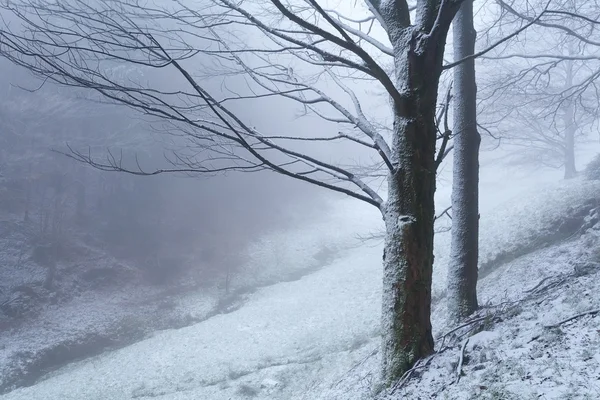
<box><xmin>0</xmin><ymin>0</ymin><xmax>485</xmax><ymax>383</ymax></box>
<box><xmin>447</xmin><ymin>0</ymin><xmax>480</xmax><ymax>323</ymax></box>
<box><xmin>479</xmin><ymin>0</ymin><xmax>600</xmax><ymax>178</ymax></box>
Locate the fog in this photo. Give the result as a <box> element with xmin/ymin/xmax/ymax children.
<box><xmin>0</xmin><ymin>52</ymin><xmax>336</xmax><ymax>277</ymax></box>
<box><xmin>1</xmin><ymin>0</ymin><xmax>600</xmax><ymax>399</ymax></box>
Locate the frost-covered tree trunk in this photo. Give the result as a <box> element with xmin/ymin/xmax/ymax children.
<box><xmin>447</xmin><ymin>0</ymin><xmax>480</xmax><ymax>323</ymax></box>
<box><xmin>381</xmin><ymin>93</ymin><xmax>437</xmax><ymax>384</ymax></box>
<box><xmin>563</xmin><ymin>60</ymin><xmax>576</xmax><ymax>179</ymax></box>
<box><xmin>381</xmin><ymin>8</ymin><xmax>458</xmax><ymax>382</ymax></box>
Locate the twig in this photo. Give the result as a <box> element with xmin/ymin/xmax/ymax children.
<box><xmin>389</xmin><ymin>354</ymin><xmax>435</xmax><ymax>394</ymax></box>
<box><xmin>434</xmin><ymin>205</ymin><xmax>452</xmax><ymax>221</ymax></box>
<box><xmin>442</xmin><ymin>1</ymin><xmax>551</xmax><ymax>70</ymax></box>
<box><xmin>437</xmin><ymin>315</ymin><xmax>488</xmax><ymax>348</ymax></box>
<box><xmin>544</xmin><ymin>309</ymin><xmax>600</xmax><ymax>329</ymax></box>
<box><xmin>331</xmin><ymin>347</ymin><xmax>378</xmax><ymax>388</ymax></box>
<box><xmin>524</xmin><ymin>276</ymin><xmax>554</xmax><ymax>293</ymax></box>
<box><xmin>455</xmin><ymin>338</ymin><xmax>469</xmax><ymax>384</ymax></box>
<box><xmin>524</xmin><ymin>275</ymin><xmax>566</xmax><ymax>298</ymax></box>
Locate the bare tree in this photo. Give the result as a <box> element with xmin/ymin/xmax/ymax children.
<box><xmin>0</xmin><ymin>0</ymin><xmax>514</xmax><ymax>384</ymax></box>
<box><xmin>447</xmin><ymin>0</ymin><xmax>479</xmax><ymax>323</ymax></box>
<box><xmin>479</xmin><ymin>0</ymin><xmax>600</xmax><ymax>177</ymax></box>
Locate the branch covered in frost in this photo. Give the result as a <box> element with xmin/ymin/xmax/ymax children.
<box><xmin>442</xmin><ymin>2</ymin><xmax>550</xmax><ymax>70</ymax></box>
<box><xmin>0</xmin><ymin>0</ymin><xmax>399</xmax><ymax>210</ymax></box>
<box><xmin>544</xmin><ymin>309</ymin><xmax>600</xmax><ymax>328</ymax></box>
<box><xmin>435</xmin><ymin>84</ymin><xmax>453</xmax><ymax>169</ymax></box>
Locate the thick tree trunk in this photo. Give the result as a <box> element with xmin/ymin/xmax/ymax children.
<box><xmin>381</xmin><ymin>29</ymin><xmax>446</xmax><ymax>385</ymax></box>
<box><xmin>563</xmin><ymin>61</ymin><xmax>576</xmax><ymax>179</ymax></box>
<box><xmin>447</xmin><ymin>0</ymin><xmax>480</xmax><ymax>323</ymax></box>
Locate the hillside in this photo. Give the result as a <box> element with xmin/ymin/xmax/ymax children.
<box><xmin>1</xmin><ymin>175</ymin><xmax>599</xmax><ymax>400</ymax></box>
<box><xmin>0</xmin><ymin>195</ymin><xmax>370</xmax><ymax>395</ymax></box>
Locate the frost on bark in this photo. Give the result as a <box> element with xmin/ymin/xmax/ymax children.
<box><xmin>380</xmin><ymin>2</ymin><xmax>460</xmax><ymax>382</ymax></box>
<box><xmin>447</xmin><ymin>0</ymin><xmax>480</xmax><ymax>323</ymax></box>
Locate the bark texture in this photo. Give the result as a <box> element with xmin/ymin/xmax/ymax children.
<box><xmin>381</xmin><ymin>20</ymin><xmax>453</xmax><ymax>384</ymax></box>
<box><xmin>447</xmin><ymin>0</ymin><xmax>480</xmax><ymax>323</ymax></box>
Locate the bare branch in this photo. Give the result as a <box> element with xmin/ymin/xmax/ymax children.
<box><xmin>443</xmin><ymin>2</ymin><xmax>551</xmax><ymax>70</ymax></box>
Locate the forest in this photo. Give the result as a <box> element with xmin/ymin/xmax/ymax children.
<box><xmin>0</xmin><ymin>0</ymin><xmax>600</xmax><ymax>399</ymax></box>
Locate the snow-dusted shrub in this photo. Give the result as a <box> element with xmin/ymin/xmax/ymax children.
<box><xmin>584</xmin><ymin>153</ymin><xmax>600</xmax><ymax>180</ymax></box>
<box><xmin>0</xmin><ymin>285</ymin><xmax>42</xmax><ymax>318</ymax></box>
<box><xmin>228</xmin><ymin>366</ymin><xmax>251</xmax><ymax>380</ymax></box>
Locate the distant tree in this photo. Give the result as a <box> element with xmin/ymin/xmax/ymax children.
<box><xmin>480</xmin><ymin>0</ymin><xmax>600</xmax><ymax>178</ymax></box>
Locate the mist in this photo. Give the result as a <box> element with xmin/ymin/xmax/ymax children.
<box><xmin>1</xmin><ymin>0</ymin><xmax>600</xmax><ymax>399</ymax></box>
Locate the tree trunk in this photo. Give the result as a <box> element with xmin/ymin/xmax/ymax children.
<box><xmin>24</xmin><ymin>163</ymin><xmax>32</xmax><ymax>223</ymax></box>
<box><xmin>564</xmin><ymin>115</ymin><xmax>576</xmax><ymax>179</ymax></box>
<box><xmin>563</xmin><ymin>60</ymin><xmax>576</xmax><ymax>179</ymax></box>
<box><xmin>43</xmin><ymin>261</ymin><xmax>57</xmax><ymax>290</ymax></box>
<box><xmin>43</xmin><ymin>244</ymin><xmax>58</xmax><ymax>291</ymax></box>
<box><xmin>447</xmin><ymin>0</ymin><xmax>480</xmax><ymax>323</ymax></box>
<box><xmin>76</xmin><ymin>167</ymin><xmax>87</xmax><ymax>224</ymax></box>
<box><xmin>381</xmin><ymin>29</ymin><xmax>446</xmax><ymax>385</ymax></box>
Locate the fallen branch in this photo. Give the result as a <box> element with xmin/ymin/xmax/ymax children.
<box><xmin>455</xmin><ymin>338</ymin><xmax>469</xmax><ymax>384</ymax></box>
<box><xmin>389</xmin><ymin>354</ymin><xmax>435</xmax><ymax>394</ymax></box>
<box><xmin>524</xmin><ymin>276</ymin><xmax>554</xmax><ymax>294</ymax></box>
<box><xmin>545</xmin><ymin>309</ymin><xmax>600</xmax><ymax>329</ymax></box>
<box><xmin>331</xmin><ymin>347</ymin><xmax>378</xmax><ymax>388</ymax></box>
<box><xmin>437</xmin><ymin>315</ymin><xmax>489</xmax><ymax>349</ymax></box>
<box><xmin>524</xmin><ymin>275</ymin><xmax>566</xmax><ymax>298</ymax></box>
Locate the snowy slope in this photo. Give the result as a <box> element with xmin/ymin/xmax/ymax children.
<box><xmin>320</xmin><ymin>240</ymin><xmax>600</xmax><ymax>399</ymax></box>
<box><xmin>2</xmin><ymin>175</ymin><xmax>600</xmax><ymax>400</ymax></box>
<box><xmin>379</xmin><ymin>221</ymin><xmax>600</xmax><ymax>399</ymax></box>
<box><xmin>0</xmin><ymin>196</ymin><xmax>380</xmax><ymax>393</ymax></box>
<box><xmin>0</xmin><ymin>203</ymin><xmax>384</xmax><ymax>400</ymax></box>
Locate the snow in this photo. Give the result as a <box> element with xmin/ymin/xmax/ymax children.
<box><xmin>378</xmin><ymin>209</ymin><xmax>600</xmax><ymax>399</ymax></box>
<box><xmin>0</xmin><ymin>195</ymin><xmax>382</xmax><ymax>393</ymax></box>
<box><xmin>2</xmin><ymin>174</ymin><xmax>600</xmax><ymax>400</ymax></box>
<box><xmin>1</xmin><ymin>230</ymin><xmax>383</xmax><ymax>400</ymax></box>
<box><xmin>327</xmin><ymin>232</ymin><xmax>600</xmax><ymax>400</ymax></box>
<box><xmin>432</xmin><ymin>177</ymin><xmax>600</xmax><ymax>301</ymax></box>
<box><xmin>465</xmin><ymin>331</ymin><xmax>500</xmax><ymax>352</ymax></box>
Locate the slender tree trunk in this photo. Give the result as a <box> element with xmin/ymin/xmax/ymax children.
<box><xmin>43</xmin><ymin>244</ymin><xmax>58</xmax><ymax>291</ymax></box>
<box><xmin>563</xmin><ymin>60</ymin><xmax>576</xmax><ymax>179</ymax></box>
<box><xmin>381</xmin><ymin>29</ymin><xmax>447</xmax><ymax>385</ymax></box>
<box><xmin>447</xmin><ymin>0</ymin><xmax>480</xmax><ymax>323</ymax></box>
<box><xmin>564</xmin><ymin>112</ymin><xmax>576</xmax><ymax>179</ymax></box>
<box><xmin>24</xmin><ymin>163</ymin><xmax>32</xmax><ymax>222</ymax></box>
<box><xmin>76</xmin><ymin>167</ymin><xmax>87</xmax><ymax>224</ymax></box>
<box><xmin>43</xmin><ymin>260</ymin><xmax>57</xmax><ymax>290</ymax></box>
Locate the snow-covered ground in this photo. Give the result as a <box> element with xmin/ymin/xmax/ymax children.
<box><xmin>0</xmin><ymin>196</ymin><xmax>380</xmax><ymax>393</ymax></box>
<box><xmin>2</xmin><ymin>167</ymin><xmax>600</xmax><ymax>399</ymax></box>
<box><xmin>0</xmin><ymin>197</ymin><xmax>384</xmax><ymax>400</ymax></box>
<box><xmin>380</xmin><ymin>214</ymin><xmax>600</xmax><ymax>399</ymax></box>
